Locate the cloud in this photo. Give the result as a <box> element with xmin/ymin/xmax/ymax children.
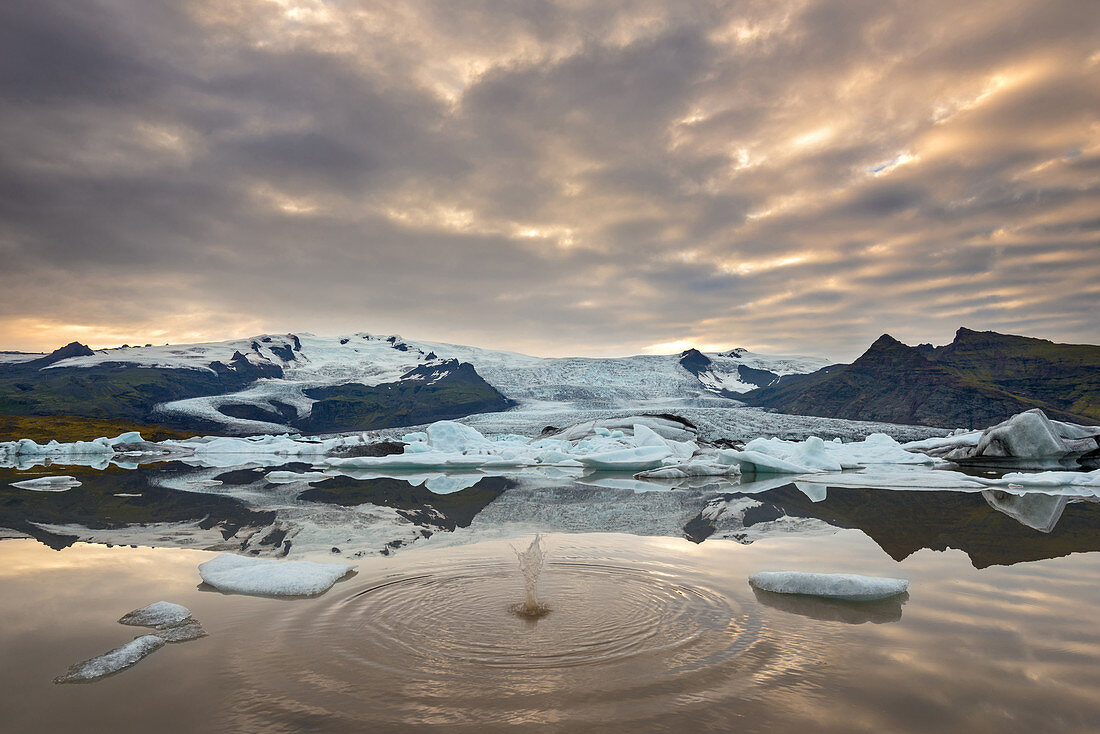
<box><xmin>0</xmin><ymin>0</ymin><xmax>1096</xmax><ymax>359</ymax></box>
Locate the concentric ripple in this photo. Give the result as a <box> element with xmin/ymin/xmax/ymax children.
<box><xmin>226</xmin><ymin>557</ymin><xmax>772</xmax><ymax>730</ymax></box>
<box><xmin>340</xmin><ymin>561</ymin><xmax>754</xmax><ymax>673</ymax></box>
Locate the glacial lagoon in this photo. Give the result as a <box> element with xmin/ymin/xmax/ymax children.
<box><xmin>2</xmin><ymin>458</ymin><xmax>1099</xmax><ymax>733</ymax></box>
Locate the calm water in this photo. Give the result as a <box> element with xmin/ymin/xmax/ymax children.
<box><xmin>1</xmin><ymin>462</ymin><xmax>1099</xmax><ymax>732</ymax></box>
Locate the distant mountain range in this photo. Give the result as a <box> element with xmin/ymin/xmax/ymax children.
<box><xmin>1</xmin><ymin>327</ymin><xmax>1095</xmax><ymax>437</ymax></box>
<box><xmin>740</xmin><ymin>328</ymin><xmax>1100</xmax><ymax>428</ymax></box>
<box><xmin>0</xmin><ymin>333</ymin><xmax>827</xmax><ymax>437</ymax></box>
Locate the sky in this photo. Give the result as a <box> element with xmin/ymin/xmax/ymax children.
<box><xmin>1</xmin><ymin>0</ymin><xmax>1098</xmax><ymax>361</ymax></box>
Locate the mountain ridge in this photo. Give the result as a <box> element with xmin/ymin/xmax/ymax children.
<box><xmin>740</xmin><ymin>328</ymin><xmax>1100</xmax><ymax>427</ymax></box>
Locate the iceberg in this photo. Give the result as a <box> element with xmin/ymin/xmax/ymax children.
<box><xmin>748</xmin><ymin>571</ymin><xmax>909</xmax><ymax>601</ymax></box>
<box><xmin>424</xmin><ymin>421</ymin><xmax>493</xmax><ymax>453</ymax></box>
<box><xmin>908</xmin><ymin>410</ymin><xmax>1100</xmax><ymax>468</ymax></box>
<box><xmin>54</xmin><ymin>635</ymin><xmax>165</xmax><ymax>683</ymax></box>
<box><xmin>719</xmin><ymin>449</ymin><xmax>816</xmax><ymax>474</ymax></box>
<box><xmin>198</xmin><ymin>553</ymin><xmax>355</xmax><ymax>596</ymax></box>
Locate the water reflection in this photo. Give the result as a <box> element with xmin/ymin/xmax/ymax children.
<box><xmin>2</xmin><ymin>462</ymin><xmax>1099</xmax><ymax>569</ymax></box>
<box><xmin>981</xmin><ymin>490</ymin><xmax>1070</xmax><ymax>533</ymax></box>
<box><xmin>751</xmin><ymin>586</ymin><xmax>907</xmax><ymax>624</ymax></box>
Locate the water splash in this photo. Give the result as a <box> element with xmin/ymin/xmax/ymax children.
<box><xmin>511</xmin><ymin>534</ymin><xmax>549</xmax><ymax>617</ymax></box>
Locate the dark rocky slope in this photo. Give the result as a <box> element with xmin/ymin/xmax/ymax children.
<box><xmin>741</xmin><ymin>330</ymin><xmax>1099</xmax><ymax>428</ymax></box>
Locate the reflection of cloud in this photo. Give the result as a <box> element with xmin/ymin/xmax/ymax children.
<box><xmin>752</xmin><ymin>586</ymin><xmax>907</xmax><ymax>624</ymax></box>
<box><xmin>0</xmin><ymin>0</ymin><xmax>1097</xmax><ymax>356</ymax></box>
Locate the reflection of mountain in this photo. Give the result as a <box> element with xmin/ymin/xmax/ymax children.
<box><xmin>746</xmin><ymin>484</ymin><xmax>1100</xmax><ymax>568</ymax></box>
<box><xmin>298</xmin><ymin>476</ymin><xmax>514</xmax><ymax>531</ymax></box>
<box><xmin>0</xmin><ymin>464</ymin><xmax>274</xmax><ymax>550</ymax></box>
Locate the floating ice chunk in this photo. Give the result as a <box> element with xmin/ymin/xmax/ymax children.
<box><xmin>265</xmin><ymin>470</ymin><xmax>331</xmax><ymax>483</ymax></box>
<box><xmin>54</xmin><ymin>635</ymin><xmax>165</xmax><ymax>683</ymax></box>
<box><xmin>719</xmin><ymin>449</ymin><xmax>816</xmax><ymax>474</ymax></box>
<box><xmin>744</xmin><ymin>437</ymin><xmax>846</xmax><ymax>471</ymax></box>
<box><xmin>903</xmin><ymin>431</ymin><xmax>981</xmax><ymax>453</ymax></box>
<box><xmin>107</xmin><ymin>431</ymin><xmax>144</xmax><ymax>445</ymax></box>
<box><xmin>118</xmin><ymin>601</ymin><xmax>192</xmax><ymax>629</ymax></box>
<box><xmin>198</xmin><ymin>553</ymin><xmax>355</xmax><ymax>597</ymax></box>
<box><xmin>749</xmin><ymin>571</ymin><xmax>908</xmax><ymax>601</ymax></box>
<box><xmin>575</xmin><ymin>446</ymin><xmax>671</xmax><ymax>471</ymax></box>
<box><xmin>327</xmin><ymin>452</ymin><xmax>493</xmax><ymax>470</ymax></box>
<box><xmin>974</xmin><ymin>410</ymin><xmax>1067</xmax><ymax>458</ymax></box>
<box><xmin>634</xmin><ymin>461</ymin><xmax>740</xmax><ymax>479</ymax></box>
<box><xmin>836</xmin><ymin>433</ymin><xmax>937</xmax><ymax>465</ymax></box>
<box><xmin>631</xmin><ymin>423</ymin><xmax>667</xmax><ymax>449</ymax></box>
<box><xmin>980</xmin><ymin>468</ymin><xmax>1100</xmax><ymax>489</ymax></box>
<box><xmin>10</xmin><ymin>475</ymin><xmax>81</xmax><ymax>491</ymax></box>
<box><xmin>425</xmin><ymin>421</ymin><xmax>492</xmax><ymax>453</ymax></box>
<box><xmin>912</xmin><ymin>410</ymin><xmax>1100</xmax><ymax>467</ymax></box>
<box><xmin>152</xmin><ymin>619</ymin><xmax>207</xmax><ymax>643</ymax></box>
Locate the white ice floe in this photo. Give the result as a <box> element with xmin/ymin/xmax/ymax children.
<box><xmin>118</xmin><ymin>601</ymin><xmax>193</xmax><ymax>629</ymax></box>
<box><xmin>749</xmin><ymin>571</ymin><xmax>909</xmax><ymax>601</ymax></box>
<box><xmin>634</xmin><ymin>461</ymin><xmax>740</xmax><ymax>479</ymax></box>
<box><xmin>10</xmin><ymin>475</ymin><xmax>81</xmax><ymax>491</ymax></box>
<box><xmin>54</xmin><ymin>635</ymin><xmax>165</xmax><ymax>683</ymax></box>
<box><xmin>719</xmin><ymin>448</ymin><xmax>819</xmax><ymax>474</ymax></box>
<box><xmin>265</xmin><ymin>470</ymin><xmax>331</xmax><ymax>483</ymax></box>
<box><xmin>720</xmin><ymin>434</ymin><xmax>937</xmax><ymax>475</ymax></box>
<box><xmin>575</xmin><ymin>446</ymin><xmax>671</xmax><ymax>471</ymax></box>
<box><xmin>198</xmin><ymin>553</ymin><xmax>356</xmax><ymax>596</ymax></box>
<box><xmin>982</xmin><ymin>468</ymin><xmax>1100</xmax><ymax>489</ymax></box>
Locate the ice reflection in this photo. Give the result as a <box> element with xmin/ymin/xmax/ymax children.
<box><xmin>751</xmin><ymin>586</ymin><xmax>907</xmax><ymax>624</ymax></box>
<box><xmin>981</xmin><ymin>490</ymin><xmax>1070</xmax><ymax>533</ymax></box>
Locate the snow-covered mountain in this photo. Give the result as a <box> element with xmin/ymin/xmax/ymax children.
<box><xmin>20</xmin><ymin>332</ymin><xmax>831</xmax><ymax>434</ymax></box>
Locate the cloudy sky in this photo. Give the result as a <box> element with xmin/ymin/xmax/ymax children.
<box><xmin>1</xmin><ymin>0</ymin><xmax>1097</xmax><ymax>360</ymax></box>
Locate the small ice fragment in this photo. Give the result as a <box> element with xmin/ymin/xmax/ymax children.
<box><xmin>54</xmin><ymin>635</ymin><xmax>165</xmax><ymax>683</ymax></box>
<box><xmin>152</xmin><ymin>619</ymin><xmax>207</xmax><ymax>643</ymax></box>
<box><xmin>118</xmin><ymin>601</ymin><xmax>193</xmax><ymax>629</ymax></box>
<box><xmin>265</xmin><ymin>470</ymin><xmax>330</xmax><ymax>483</ymax></box>
<box><xmin>198</xmin><ymin>553</ymin><xmax>356</xmax><ymax>597</ymax></box>
<box><xmin>11</xmin><ymin>476</ymin><xmax>81</xmax><ymax>491</ymax></box>
<box><xmin>749</xmin><ymin>571</ymin><xmax>908</xmax><ymax>601</ymax></box>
